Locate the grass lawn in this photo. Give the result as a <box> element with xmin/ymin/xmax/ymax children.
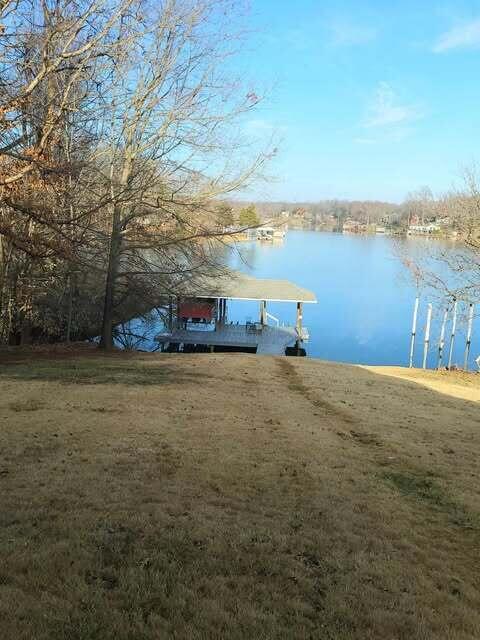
<box><xmin>0</xmin><ymin>351</ymin><xmax>479</xmax><ymax>639</ymax></box>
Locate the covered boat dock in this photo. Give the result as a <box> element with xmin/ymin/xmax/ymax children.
<box><xmin>156</xmin><ymin>271</ymin><xmax>317</xmax><ymax>356</ymax></box>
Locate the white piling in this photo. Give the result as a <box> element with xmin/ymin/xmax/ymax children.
<box><xmin>447</xmin><ymin>299</ymin><xmax>458</xmax><ymax>369</ymax></box>
<box><xmin>437</xmin><ymin>307</ymin><xmax>448</xmax><ymax>369</ymax></box>
<box><xmin>463</xmin><ymin>303</ymin><xmax>474</xmax><ymax>371</ymax></box>
<box><xmin>409</xmin><ymin>297</ymin><xmax>419</xmax><ymax>368</ymax></box>
<box><xmin>422</xmin><ymin>303</ymin><xmax>432</xmax><ymax>369</ymax></box>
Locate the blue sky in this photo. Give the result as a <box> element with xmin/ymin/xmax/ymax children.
<box><xmin>239</xmin><ymin>0</ymin><xmax>480</xmax><ymax>202</ymax></box>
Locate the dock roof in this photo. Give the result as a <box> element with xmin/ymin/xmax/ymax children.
<box><xmin>180</xmin><ymin>271</ymin><xmax>317</xmax><ymax>303</ymax></box>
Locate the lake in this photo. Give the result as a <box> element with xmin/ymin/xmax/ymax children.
<box><xmin>225</xmin><ymin>230</ymin><xmax>479</xmax><ymax>368</ymax></box>
<box><xmin>129</xmin><ymin>230</ymin><xmax>479</xmax><ymax>369</ymax></box>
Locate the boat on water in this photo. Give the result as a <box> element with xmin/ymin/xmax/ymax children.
<box><xmin>257</xmin><ymin>226</ymin><xmax>286</xmax><ymax>241</ymax></box>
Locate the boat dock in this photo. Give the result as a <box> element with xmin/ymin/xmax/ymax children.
<box><xmin>155</xmin><ymin>271</ymin><xmax>316</xmax><ymax>356</ymax></box>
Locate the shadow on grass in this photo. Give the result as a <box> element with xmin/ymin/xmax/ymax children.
<box><xmin>0</xmin><ymin>358</ymin><xmax>207</xmax><ymax>386</ymax></box>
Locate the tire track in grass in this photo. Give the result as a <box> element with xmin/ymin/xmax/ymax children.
<box><xmin>277</xmin><ymin>358</ymin><xmax>357</xmax><ymax>425</ymax></box>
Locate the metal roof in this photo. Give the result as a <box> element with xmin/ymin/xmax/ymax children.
<box><xmin>179</xmin><ymin>271</ymin><xmax>317</xmax><ymax>303</ymax></box>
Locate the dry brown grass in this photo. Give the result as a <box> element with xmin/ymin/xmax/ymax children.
<box><xmin>0</xmin><ymin>352</ymin><xmax>479</xmax><ymax>639</ymax></box>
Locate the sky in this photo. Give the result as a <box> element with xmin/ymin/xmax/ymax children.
<box><xmin>238</xmin><ymin>0</ymin><xmax>480</xmax><ymax>203</ymax></box>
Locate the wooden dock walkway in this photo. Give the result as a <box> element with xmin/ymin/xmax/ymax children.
<box><xmin>156</xmin><ymin>324</ymin><xmax>301</xmax><ymax>356</ymax></box>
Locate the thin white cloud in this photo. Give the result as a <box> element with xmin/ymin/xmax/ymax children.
<box><xmin>329</xmin><ymin>20</ymin><xmax>377</xmax><ymax>47</ymax></box>
<box><xmin>364</xmin><ymin>82</ymin><xmax>421</xmax><ymax>128</ymax></box>
<box><xmin>356</xmin><ymin>83</ymin><xmax>423</xmax><ymax>144</ymax></box>
<box><xmin>433</xmin><ymin>19</ymin><xmax>480</xmax><ymax>53</ymax></box>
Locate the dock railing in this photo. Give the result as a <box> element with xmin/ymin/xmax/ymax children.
<box><xmin>265</xmin><ymin>311</ymin><xmax>280</xmax><ymax>327</ymax></box>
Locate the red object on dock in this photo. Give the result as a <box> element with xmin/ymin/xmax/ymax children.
<box><xmin>179</xmin><ymin>301</ymin><xmax>215</xmax><ymax>321</ymax></box>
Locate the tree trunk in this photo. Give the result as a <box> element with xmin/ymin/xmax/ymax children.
<box><xmin>66</xmin><ymin>272</ymin><xmax>74</xmax><ymax>342</ymax></box>
<box><xmin>20</xmin><ymin>319</ymin><xmax>32</xmax><ymax>345</ymax></box>
<box><xmin>99</xmin><ymin>208</ymin><xmax>122</xmax><ymax>350</ymax></box>
<box><xmin>0</xmin><ymin>239</ymin><xmax>14</xmax><ymax>345</ymax></box>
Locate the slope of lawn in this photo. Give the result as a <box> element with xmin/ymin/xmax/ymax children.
<box><xmin>0</xmin><ymin>351</ymin><xmax>479</xmax><ymax>639</ymax></box>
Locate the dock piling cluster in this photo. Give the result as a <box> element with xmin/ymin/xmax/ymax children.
<box><xmin>409</xmin><ymin>298</ymin><xmax>476</xmax><ymax>370</ymax></box>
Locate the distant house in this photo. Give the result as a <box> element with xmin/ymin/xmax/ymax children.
<box><xmin>292</xmin><ymin>207</ymin><xmax>307</xmax><ymax>218</ymax></box>
<box><xmin>435</xmin><ymin>216</ymin><xmax>451</xmax><ymax>227</ymax></box>
<box><xmin>381</xmin><ymin>212</ymin><xmax>402</xmax><ymax>225</ymax></box>
<box><xmin>407</xmin><ymin>224</ymin><xmax>441</xmax><ymax>235</ymax></box>
<box><xmin>342</xmin><ymin>219</ymin><xmax>357</xmax><ymax>232</ymax></box>
<box><xmin>343</xmin><ymin>219</ymin><xmax>367</xmax><ymax>233</ymax></box>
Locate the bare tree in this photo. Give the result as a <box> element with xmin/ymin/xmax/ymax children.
<box><xmin>404</xmin><ymin>186</ymin><xmax>436</xmax><ymax>225</ymax></box>
<box><xmin>0</xmin><ymin>0</ymin><xmax>132</xmax><ymax>187</ymax></box>
<box><xmin>398</xmin><ymin>168</ymin><xmax>480</xmax><ymax>305</ymax></box>
<box><xmin>0</xmin><ymin>0</ymin><xmax>134</xmax><ymax>343</ymax></box>
<box><xmin>0</xmin><ymin>0</ymin><xmax>272</xmax><ymax>347</ymax></box>
<box><xmin>93</xmin><ymin>0</ymin><xmax>272</xmax><ymax>349</ymax></box>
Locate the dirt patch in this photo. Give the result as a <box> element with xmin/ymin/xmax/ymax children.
<box><xmin>337</xmin><ymin>429</ymin><xmax>383</xmax><ymax>447</ymax></box>
<box><xmin>8</xmin><ymin>398</ymin><xmax>45</xmax><ymax>412</ymax></box>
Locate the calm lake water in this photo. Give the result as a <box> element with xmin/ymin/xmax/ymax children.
<box><xmin>131</xmin><ymin>230</ymin><xmax>479</xmax><ymax>368</ymax></box>
<box><xmin>224</xmin><ymin>230</ymin><xmax>479</xmax><ymax>368</ymax></box>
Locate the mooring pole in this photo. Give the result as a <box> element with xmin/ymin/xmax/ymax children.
<box><xmin>422</xmin><ymin>303</ymin><xmax>432</xmax><ymax>369</ymax></box>
<box><xmin>437</xmin><ymin>307</ymin><xmax>448</xmax><ymax>369</ymax></box>
<box><xmin>447</xmin><ymin>299</ymin><xmax>457</xmax><ymax>369</ymax></box>
<box><xmin>463</xmin><ymin>303</ymin><xmax>474</xmax><ymax>371</ymax></box>
<box><xmin>409</xmin><ymin>297</ymin><xmax>419</xmax><ymax>368</ymax></box>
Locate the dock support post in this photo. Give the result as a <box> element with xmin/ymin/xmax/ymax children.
<box><xmin>463</xmin><ymin>303</ymin><xmax>474</xmax><ymax>370</ymax></box>
<box><xmin>409</xmin><ymin>297</ymin><xmax>419</xmax><ymax>368</ymax></box>
<box><xmin>447</xmin><ymin>299</ymin><xmax>457</xmax><ymax>369</ymax></box>
<box><xmin>260</xmin><ymin>300</ymin><xmax>266</xmax><ymax>325</ymax></box>
<box><xmin>296</xmin><ymin>302</ymin><xmax>303</xmax><ymax>336</ymax></box>
<box><xmin>422</xmin><ymin>303</ymin><xmax>432</xmax><ymax>369</ymax></box>
<box><xmin>216</xmin><ymin>299</ymin><xmax>224</xmax><ymax>327</ymax></box>
<box><xmin>437</xmin><ymin>307</ymin><xmax>448</xmax><ymax>369</ymax></box>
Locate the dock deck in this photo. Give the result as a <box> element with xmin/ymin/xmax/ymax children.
<box><xmin>156</xmin><ymin>324</ymin><xmax>305</xmax><ymax>356</ymax></box>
